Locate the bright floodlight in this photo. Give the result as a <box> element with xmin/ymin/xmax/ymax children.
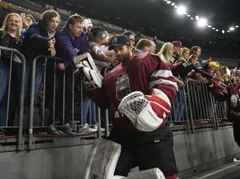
<box><xmin>176</xmin><ymin>5</ymin><xmax>186</xmax><ymax>15</ymax></box>
<box><xmin>229</xmin><ymin>26</ymin><xmax>235</xmax><ymax>31</ymax></box>
<box><xmin>197</xmin><ymin>18</ymin><xmax>207</xmax><ymax>27</ymax></box>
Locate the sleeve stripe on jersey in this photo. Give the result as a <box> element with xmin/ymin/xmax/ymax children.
<box><xmin>149</xmin><ymin>79</ymin><xmax>178</xmax><ymax>91</ymax></box>
<box><xmin>151</xmin><ymin>69</ymin><xmax>173</xmax><ymax>78</ymax></box>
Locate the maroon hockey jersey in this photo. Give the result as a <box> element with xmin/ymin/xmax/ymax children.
<box><xmin>88</xmin><ymin>52</ymin><xmax>178</xmax><ymax>131</ymax></box>
<box><xmin>209</xmin><ymin>83</ymin><xmax>240</xmax><ymax>125</ymax></box>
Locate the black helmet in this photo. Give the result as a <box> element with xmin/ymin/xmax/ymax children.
<box><xmin>88</xmin><ymin>26</ymin><xmax>108</xmax><ymax>41</ymax></box>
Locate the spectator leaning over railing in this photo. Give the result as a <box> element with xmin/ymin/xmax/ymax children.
<box><xmin>157</xmin><ymin>42</ymin><xmax>174</xmax><ymax>69</ymax></box>
<box><xmin>157</xmin><ymin>42</ymin><xmax>185</xmax><ymax>123</ymax></box>
<box><xmin>169</xmin><ymin>47</ymin><xmax>190</xmax><ymax>122</ymax></box>
<box><xmin>179</xmin><ymin>47</ymin><xmax>190</xmax><ymax>62</ymax></box>
<box><xmin>171</xmin><ymin>53</ymin><xmax>216</xmax><ymax>121</ymax></box>
<box><xmin>205</xmin><ymin>61</ymin><xmax>222</xmax><ymax>118</ymax></box>
<box><xmin>48</xmin><ymin>14</ymin><xmax>88</xmax><ymax>134</ymax></box>
<box><xmin>21</xmin><ymin>13</ymin><xmax>35</xmax><ymax>37</ymax></box>
<box><xmin>149</xmin><ymin>40</ymin><xmax>156</xmax><ymax>54</ymax></box>
<box><xmin>15</xmin><ymin>9</ymin><xmax>60</xmax><ymax>106</ymax></box>
<box><xmin>186</xmin><ymin>54</ymin><xmax>214</xmax><ymax>82</ymax></box>
<box><xmin>133</xmin><ymin>38</ymin><xmax>154</xmax><ymax>54</ymax></box>
<box><xmin>87</xmin><ymin>26</ymin><xmax>119</xmax><ymax>70</ymax></box>
<box><xmin>190</xmin><ymin>45</ymin><xmax>203</xmax><ymax>69</ymax></box>
<box><xmin>77</xmin><ymin>19</ymin><xmax>98</xmax><ymax>133</ymax></box>
<box><xmin>13</xmin><ymin>10</ymin><xmax>60</xmax><ymax>134</ymax></box>
<box><xmin>122</xmin><ymin>31</ymin><xmax>135</xmax><ymax>52</ymax></box>
<box><xmin>207</xmin><ymin>61</ymin><xmax>223</xmax><ymax>89</ymax></box>
<box><xmin>207</xmin><ymin>63</ymin><xmax>240</xmax><ymax>148</ymax></box>
<box><xmin>0</xmin><ymin>13</ymin><xmax>23</xmax><ymax>135</ymax></box>
<box><xmin>79</xmin><ymin>26</ymin><xmax>116</xmax><ymax>133</ymax></box>
<box><xmin>171</xmin><ymin>40</ymin><xmax>182</xmax><ymax>64</ymax></box>
<box><xmin>220</xmin><ymin>66</ymin><xmax>230</xmax><ymax>84</ymax></box>
<box><xmin>83</xmin><ymin>18</ymin><xmax>93</xmax><ymax>34</ymax></box>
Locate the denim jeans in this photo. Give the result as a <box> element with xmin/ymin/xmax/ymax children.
<box><xmin>81</xmin><ymin>88</ymin><xmax>97</xmax><ymax>125</ymax></box>
<box><xmin>13</xmin><ymin>61</ymin><xmax>44</xmax><ymax>107</ymax></box>
<box><xmin>45</xmin><ymin>66</ymin><xmax>73</xmax><ymax>125</ymax></box>
<box><xmin>0</xmin><ymin>62</ymin><xmax>9</xmax><ymax>126</ymax></box>
<box><xmin>170</xmin><ymin>87</ymin><xmax>185</xmax><ymax>121</ymax></box>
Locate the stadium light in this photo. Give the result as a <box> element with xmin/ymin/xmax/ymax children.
<box><xmin>197</xmin><ymin>18</ymin><xmax>207</xmax><ymax>28</ymax></box>
<box><xmin>176</xmin><ymin>5</ymin><xmax>186</xmax><ymax>15</ymax></box>
<box><xmin>229</xmin><ymin>26</ymin><xmax>235</xmax><ymax>31</ymax></box>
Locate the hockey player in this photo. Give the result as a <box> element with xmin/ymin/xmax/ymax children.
<box><xmin>74</xmin><ymin>35</ymin><xmax>179</xmax><ymax>179</ymax></box>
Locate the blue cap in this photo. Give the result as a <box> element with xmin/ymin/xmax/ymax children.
<box><xmin>108</xmin><ymin>35</ymin><xmax>130</xmax><ymax>50</ymax></box>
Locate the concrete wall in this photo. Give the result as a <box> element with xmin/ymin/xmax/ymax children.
<box><xmin>0</xmin><ymin>126</ymin><xmax>239</xmax><ymax>179</ymax></box>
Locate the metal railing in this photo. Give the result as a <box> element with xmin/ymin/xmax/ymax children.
<box><xmin>171</xmin><ymin>78</ymin><xmax>228</xmax><ymax>133</ymax></box>
<box><xmin>0</xmin><ymin>46</ymin><xmax>26</xmax><ymax>151</ymax></box>
<box><xmin>0</xmin><ymin>46</ymin><xmax>229</xmax><ymax>151</ymax></box>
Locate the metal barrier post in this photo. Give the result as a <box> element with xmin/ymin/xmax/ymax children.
<box><xmin>0</xmin><ymin>47</ymin><xmax>27</xmax><ymax>151</ymax></box>
<box><xmin>28</xmin><ymin>57</ymin><xmax>37</xmax><ymax>150</ymax></box>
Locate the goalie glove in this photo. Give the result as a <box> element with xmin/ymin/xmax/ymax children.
<box><xmin>118</xmin><ymin>89</ymin><xmax>171</xmax><ymax>132</ymax></box>
<box><xmin>82</xmin><ymin>67</ymin><xmax>103</xmax><ymax>89</ymax></box>
<box><xmin>73</xmin><ymin>52</ymin><xmax>103</xmax><ymax>88</ymax></box>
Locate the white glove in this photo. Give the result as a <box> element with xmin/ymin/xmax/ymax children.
<box><xmin>118</xmin><ymin>89</ymin><xmax>171</xmax><ymax>132</ymax></box>
<box><xmin>73</xmin><ymin>52</ymin><xmax>103</xmax><ymax>88</ymax></box>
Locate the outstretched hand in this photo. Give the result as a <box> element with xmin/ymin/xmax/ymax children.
<box><xmin>57</xmin><ymin>63</ymin><xmax>65</xmax><ymax>70</ymax></box>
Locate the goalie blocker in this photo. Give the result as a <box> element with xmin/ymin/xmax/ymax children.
<box><xmin>118</xmin><ymin>88</ymin><xmax>171</xmax><ymax>132</ymax></box>
<box><xmin>73</xmin><ymin>52</ymin><xmax>103</xmax><ymax>89</ymax></box>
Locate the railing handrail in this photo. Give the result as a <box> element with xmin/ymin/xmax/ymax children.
<box><xmin>0</xmin><ymin>49</ymin><xmax>230</xmax><ymax>151</ymax></box>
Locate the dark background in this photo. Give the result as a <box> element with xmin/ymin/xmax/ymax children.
<box><xmin>1</xmin><ymin>0</ymin><xmax>240</xmax><ymax>65</ymax></box>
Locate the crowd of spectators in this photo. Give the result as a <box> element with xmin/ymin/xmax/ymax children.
<box><xmin>0</xmin><ymin>9</ymin><xmax>236</xmax><ymax>137</ymax></box>
<box><xmin>1</xmin><ymin>8</ymin><xmax>240</xmax><ymax>179</ymax></box>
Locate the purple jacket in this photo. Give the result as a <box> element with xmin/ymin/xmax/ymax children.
<box><xmin>56</xmin><ymin>25</ymin><xmax>88</xmax><ymax>69</ymax></box>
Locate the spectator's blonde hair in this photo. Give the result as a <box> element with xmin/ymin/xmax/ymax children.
<box><xmin>67</xmin><ymin>14</ymin><xmax>84</xmax><ymax>26</ymax></box>
<box><xmin>25</xmin><ymin>14</ymin><xmax>36</xmax><ymax>23</ymax></box>
<box><xmin>1</xmin><ymin>13</ymin><xmax>22</xmax><ymax>41</ymax></box>
<box><xmin>157</xmin><ymin>42</ymin><xmax>173</xmax><ymax>62</ymax></box>
<box><xmin>187</xmin><ymin>54</ymin><xmax>198</xmax><ymax>63</ymax></box>
<box><xmin>180</xmin><ymin>47</ymin><xmax>190</xmax><ymax>60</ymax></box>
<box><xmin>136</xmin><ymin>38</ymin><xmax>152</xmax><ymax>50</ymax></box>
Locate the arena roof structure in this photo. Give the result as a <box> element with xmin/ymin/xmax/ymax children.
<box><xmin>41</xmin><ymin>0</ymin><xmax>240</xmax><ymax>55</ymax></box>
<box><xmin>1</xmin><ymin>0</ymin><xmax>240</xmax><ymax>60</ymax></box>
